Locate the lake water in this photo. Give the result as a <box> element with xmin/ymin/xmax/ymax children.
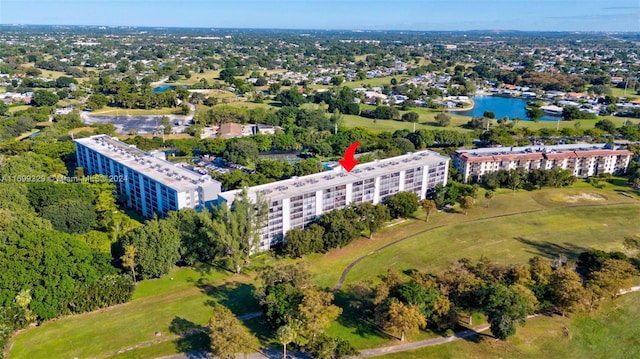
<box><xmin>153</xmin><ymin>85</ymin><xmax>186</xmax><ymax>93</ymax></box>
<box><xmin>453</xmin><ymin>95</ymin><xmax>561</xmax><ymax>121</ymax></box>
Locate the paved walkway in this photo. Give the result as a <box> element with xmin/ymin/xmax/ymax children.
<box><xmin>108</xmin><ymin>201</ymin><xmax>640</xmax><ymax>358</ymax></box>
<box><xmin>110</xmin><ymin>286</ymin><xmax>640</xmax><ymax>359</ymax></box>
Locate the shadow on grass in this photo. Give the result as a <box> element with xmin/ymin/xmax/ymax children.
<box><xmin>198</xmin><ymin>281</ymin><xmax>261</xmax><ymax>315</ymax></box>
<box><xmin>243</xmin><ymin>315</ymin><xmax>275</xmax><ymax>343</ymax></box>
<box><xmin>514</xmin><ymin>237</ymin><xmax>588</xmax><ymax>261</ymax></box>
<box><xmin>333</xmin><ymin>290</ymin><xmax>395</xmax><ymax>341</ymax></box>
<box><xmin>169</xmin><ymin>317</ymin><xmax>211</xmax><ymax>357</ymax></box>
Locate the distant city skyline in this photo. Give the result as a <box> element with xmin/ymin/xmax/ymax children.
<box><xmin>1</xmin><ymin>0</ymin><xmax>638</xmax><ymax>32</ymax></box>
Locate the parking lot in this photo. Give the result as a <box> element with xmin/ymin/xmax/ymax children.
<box><xmin>80</xmin><ymin>104</ymin><xmax>195</xmax><ymax>135</ymax></box>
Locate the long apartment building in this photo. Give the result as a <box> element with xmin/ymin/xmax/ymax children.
<box><xmin>452</xmin><ymin>143</ymin><xmax>633</xmax><ymax>183</ymax></box>
<box><xmin>75</xmin><ymin>135</ymin><xmax>222</xmax><ymax>217</ymax></box>
<box><xmin>219</xmin><ymin>150</ymin><xmax>450</xmax><ymax>251</ymax></box>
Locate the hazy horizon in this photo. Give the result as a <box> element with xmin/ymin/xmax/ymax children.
<box><xmin>0</xmin><ymin>0</ymin><xmax>638</xmax><ymax>32</ymax></box>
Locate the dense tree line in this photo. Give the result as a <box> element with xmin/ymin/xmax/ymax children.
<box><xmin>283</xmin><ymin>192</ymin><xmax>416</xmax><ymax>257</ymax></box>
<box><xmin>345</xmin><ymin>251</ymin><xmax>637</xmax><ymax>342</ymax></box>
<box><xmin>481</xmin><ymin>168</ymin><xmax>576</xmax><ymax>191</ymax></box>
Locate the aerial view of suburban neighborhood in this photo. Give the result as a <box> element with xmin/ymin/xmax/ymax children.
<box><xmin>1</xmin><ymin>1</ymin><xmax>639</xmax><ymax>358</ymax></box>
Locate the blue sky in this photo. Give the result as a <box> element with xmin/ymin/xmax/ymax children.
<box><xmin>1</xmin><ymin>0</ymin><xmax>638</xmax><ymax>31</ymax></box>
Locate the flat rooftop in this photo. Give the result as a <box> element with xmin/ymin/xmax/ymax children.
<box><xmin>219</xmin><ymin>149</ymin><xmax>449</xmax><ymax>203</ymax></box>
<box><xmin>75</xmin><ymin>135</ymin><xmax>220</xmax><ymax>192</ymax></box>
<box><xmin>455</xmin><ymin>143</ymin><xmax>632</xmax><ymax>160</ymax></box>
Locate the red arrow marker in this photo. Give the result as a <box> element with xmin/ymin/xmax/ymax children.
<box><xmin>339</xmin><ymin>141</ymin><xmax>361</xmax><ymax>172</ymax></box>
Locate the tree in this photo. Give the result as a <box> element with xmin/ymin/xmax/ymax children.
<box><xmin>298</xmin><ymin>289</ymin><xmax>342</xmax><ymax>339</ymax></box>
<box><xmin>402</xmin><ymin>112</ymin><xmax>419</xmax><ymax>123</ymax></box>
<box><xmin>276</xmin><ymin>323</ymin><xmax>299</xmax><ymax>359</ymax></box>
<box><xmin>223</xmin><ymin>139</ymin><xmax>259</xmax><ymax>166</ymax></box>
<box><xmin>330</xmin><ymin>76</ymin><xmax>344</xmax><ymax>86</ymax></box>
<box><xmin>31</xmin><ymin>90</ymin><xmax>59</xmax><ymax>107</ymax></box>
<box><xmin>220</xmin><ymin>189</ymin><xmax>267</xmax><ymax>273</ymax></box>
<box><xmin>384</xmin><ymin>192</ymin><xmax>419</xmax><ymax>218</ymax></box>
<box><xmin>435</xmin><ymin>112</ymin><xmax>451</xmax><ymax>127</ymax></box>
<box><xmin>160</xmin><ymin>115</ymin><xmax>172</xmax><ymax>135</ymax></box>
<box><xmin>484</xmin><ymin>190</ymin><xmax>495</xmax><ymax>208</ymax></box>
<box><xmin>315</xmin><ymin>207</ymin><xmax>362</xmax><ymax>250</ymax></box>
<box><xmin>483</xmin><ymin>111</ymin><xmax>496</xmax><ymax>119</ymax></box>
<box><xmin>275</xmin><ymin>88</ymin><xmax>305</xmax><ymax>107</ymax></box>
<box><xmin>283</xmin><ymin>224</ymin><xmax>324</xmax><ymax>257</ymax></box>
<box><xmin>594</xmin><ymin>119</ymin><xmax>617</xmax><ymax>135</ymax></box>
<box><xmin>0</xmin><ymin>102</ymin><xmax>8</xmax><ymax>116</ymax></box>
<box><xmin>357</xmin><ymin>202</ymin><xmax>390</xmax><ymax>239</ymax></box>
<box><xmin>209</xmin><ymin>305</ymin><xmax>256</xmax><ymax>359</ymax></box>
<box><xmin>121</xmin><ymin>244</ymin><xmax>138</xmax><ymax>284</ymax></box>
<box><xmin>628</xmin><ymin>168</ymin><xmax>640</xmax><ymax>189</ymax></box>
<box><xmin>459</xmin><ymin>195</ymin><xmax>474</xmax><ymax>215</ymax></box>
<box><xmin>484</xmin><ymin>284</ymin><xmax>536</xmax><ymax>340</ymax></box>
<box><xmin>119</xmin><ymin>218</ymin><xmax>181</xmax><ymax>279</ymax></box>
<box><xmin>420</xmin><ymin>199</ymin><xmax>437</xmax><ymax>222</ymax></box>
<box><xmin>526</xmin><ymin>107</ymin><xmax>544</xmax><ymax>121</ymax></box>
<box><xmin>586</xmin><ymin>259</ymin><xmax>637</xmax><ymax>308</ymax></box>
<box><xmin>40</xmin><ymin>199</ymin><xmax>97</xmax><ymax>234</ymax></box>
<box><xmin>549</xmin><ymin>266</ymin><xmax>585</xmax><ymax>315</ymax></box>
<box><xmin>382</xmin><ymin>299</ymin><xmax>426</xmax><ymax>341</ymax></box>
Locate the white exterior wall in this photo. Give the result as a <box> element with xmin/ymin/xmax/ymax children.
<box><xmin>373</xmin><ymin>176</ymin><xmax>381</xmax><ymax>204</ymax></box>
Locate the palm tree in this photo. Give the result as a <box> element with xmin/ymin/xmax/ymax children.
<box><xmin>484</xmin><ymin>190</ymin><xmax>495</xmax><ymax>208</ymax></box>
<box><xmin>276</xmin><ymin>324</ymin><xmax>298</xmax><ymax>359</ymax></box>
<box><xmin>121</xmin><ymin>244</ymin><xmax>138</xmax><ymax>284</ymax></box>
<box><xmin>419</xmin><ymin>199</ymin><xmax>437</xmax><ymax>222</ymax></box>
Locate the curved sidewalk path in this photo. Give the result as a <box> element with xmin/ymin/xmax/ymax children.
<box><xmin>162</xmin><ymin>285</ymin><xmax>640</xmax><ymax>359</ymax></box>
<box><xmin>333</xmin><ymin>201</ymin><xmax>640</xmax><ymax>291</ymax></box>
<box><xmin>362</xmin><ymin>285</ymin><xmax>640</xmax><ymax>357</ymax></box>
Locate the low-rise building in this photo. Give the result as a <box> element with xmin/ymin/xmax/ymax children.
<box><xmin>452</xmin><ymin>144</ymin><xmax>633</xmax><ymax>183</ymax></box>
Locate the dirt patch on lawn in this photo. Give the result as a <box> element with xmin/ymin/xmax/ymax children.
<box><xmin>558</xmin><ymin>192</ymin><xmax>607</xmax><ymax>203</ymax></box>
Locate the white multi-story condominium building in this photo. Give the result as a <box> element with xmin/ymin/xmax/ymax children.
<box><xmin>452</xmin><ymin>143</ymin><xmax>633</xmax><ymax>183</ymax></box>
<box><xmin>75</xmin><ymin>135</ymin><xmax>222</xmax><ymax>217</ymax></box>
<box><xmin>219</xmin><ymin>150</ymin><xmax>450</xmax><ymax>251</ymax></box>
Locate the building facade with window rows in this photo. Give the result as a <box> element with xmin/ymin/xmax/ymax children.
<box><xmin>75</xmin><ymin>135</ymin><xmax>221</xmax><ymax>218</ymax></box>
<box><xmin>452</xmin><ymin>143</ymin><xmax>633</xmax><ymax>183</ymax></box>
<box><xmin>219</xmin><ymin>149</ymin><xmax>450</xmax><ymax>251</ymax></box>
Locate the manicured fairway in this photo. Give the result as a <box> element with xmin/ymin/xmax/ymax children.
<box><xmin>343</xmin><ymin>203</ymin><xmax>640</xmax><ymax>286</ymax></box>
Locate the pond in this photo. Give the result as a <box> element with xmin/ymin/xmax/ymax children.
<box><xmin>153</xmin><ymin>85</ymin><xmax>187</xmax><ymax>93</ymax></box>
<box><xmin>452</xmin><ymin>95</ymin><xmax>561</xmax><ymax>121</ymax></box>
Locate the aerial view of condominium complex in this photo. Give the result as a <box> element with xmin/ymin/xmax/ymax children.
<box><xmin>452</xmin><ymin>143</ymin><xmax>633</xmax><ymax>183</ymax></box>
<box><xmin>76</xmin><ymin>135</ymin><xmax>450</xmax><ymax>250</ymax></box>
<box><xmin>3</xmin><ymin>3</ymin><xmax>640</xmax><ymax>357</ymax></box>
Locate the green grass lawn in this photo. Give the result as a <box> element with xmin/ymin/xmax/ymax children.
<box><xmin>8</xmin><ymin>267</ymin><xmax>262</xmax><ymax>359</ymax></box>
<box><xmin>8</xmin><ymin>105</ymin><xmax>31</xmax><ymax>114</ymax></box>
<box><xmin>9</xmin><ymin>186</ymin><xmax>640</xmax><ymax>358</ymax></box>
<box><xmin>307</xmin><ymin>186</ymin><xmax>639</xmax><ymax>288</ymax></box>
<box><xmin>343</xmin><ymin>200</ymin><xmax>640</xmax><ymax>286</ymax></box>
<box><xmin>167</xmin><ymin>69</ymin><xmax>222</xmax><ymax>86</ymax></box>
<box><xmin>379</xmin><ymin>291</ymin><xmax>640</xmax><ymax>359</ymax></box>
<box><xmin>609</xmin><ymin>85</ymin><xmax>638</xmax><ymax>100</ymax></box>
